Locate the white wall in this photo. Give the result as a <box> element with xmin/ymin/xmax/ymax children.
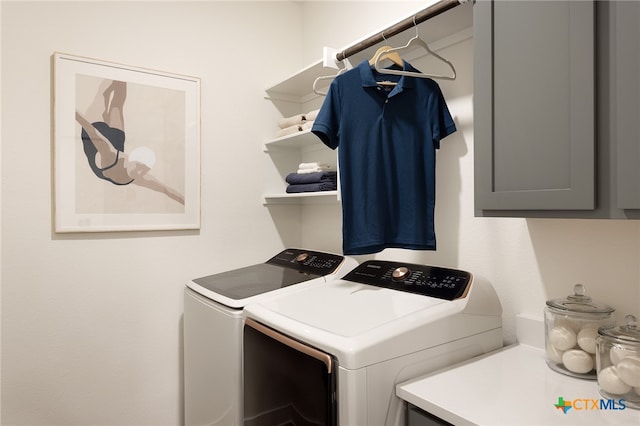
<box><xmin>0</xmin><ymin>1</ymin><xmax>305</xmax><ymax>425</ymax></box>
<box><xmin>2</xmin><ymin>1</ymin><xmax>640</xmax><ymax>426</ymax></box>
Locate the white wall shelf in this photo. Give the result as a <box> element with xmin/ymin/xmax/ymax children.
<box><xmin>263</xmin><ymin>130</ymin><xmax>322</xmax><ymax>151</ymax></box>
<box><xmin>263</xmin><ymin>57</ymin><xmax>338</xmax><ymax>205</ymax></box>
<box><xmin>264</xmin><ymin>60</ymin><xmax>326</xmax><ymax>104</ymax></box>
<box><xmin>263</xmin><ymin>190</ymin><xmax>339</xmax><ymax>205</ymax></box>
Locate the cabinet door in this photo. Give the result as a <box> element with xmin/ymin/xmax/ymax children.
<box><xmin>615</xmin><ymin>1</ymin><xmax>640</xmax><ymax>209</ymax></box>
<box><xmin>474</xmin><ymin>0</ymin><xmax>595</xmax><ymax>212</ymax></box>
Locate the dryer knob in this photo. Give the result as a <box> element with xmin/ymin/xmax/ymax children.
<box><xmin>392</xmin><ymin>267</ymin><xmax>410</xmax><ymax>282</ymax></box>
<box><xmin>295</xmin><ymin>252</ymin><xmax>310</xmax><ymax>263</ymax></box>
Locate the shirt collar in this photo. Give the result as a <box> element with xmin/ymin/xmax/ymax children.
<box><xmin>358</xmin><ymin>59</ymin><xmax>416</xmax><ymax>90</ymax></box>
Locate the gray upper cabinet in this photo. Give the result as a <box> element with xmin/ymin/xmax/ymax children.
<box><xmin>615</xmin><ymin>1</ymin><xmax>640</xmax><ymax>210</ymax></box>
<box><xmin>474</xmin><ymin>0</ymin><xmax>596</xmax><ymax>215</ymax></box>
<box><xmin>474</xmin><ymin>0</ymin><xmax>640</xmax><ymax>219</ymax></box>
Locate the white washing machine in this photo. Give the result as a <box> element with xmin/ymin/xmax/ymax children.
<box><xmin>183</xmin><ymin>248</ymin><xmax>358</xmax><ymax>426</ymax></box>
<box><xmin>243</xmin><ymin>260</ymin><xmax>503</xmax><ymax>426</ymax></box>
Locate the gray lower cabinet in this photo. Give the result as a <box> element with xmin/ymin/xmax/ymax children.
<box><xmin>406</xmin><ymin>404</ymin><xmax>452</xmax><ymax>426</ymax></box>
<box><xmin>474</xmin><ymin>0</ymin><xmax>640</xmax><ymax>219</ymax></box>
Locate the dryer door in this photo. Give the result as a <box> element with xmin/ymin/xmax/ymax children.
<box><xmin>243</xmin><ymin>318</ymin><xmax>337</xmax><ymax>426</ymax></box>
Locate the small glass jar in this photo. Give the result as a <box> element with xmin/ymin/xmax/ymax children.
<box><xmin>596</xmin><ymin>315</ymin><xmax>640</xmax><ymax>409</ymax></box>
<box><xmin>544</xmin><ymin>284</ymin><xmax>615</xmax><ymax>379</ymax></box>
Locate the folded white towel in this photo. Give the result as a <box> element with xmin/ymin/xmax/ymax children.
<box><xmin>297</xmin><ymin>163</ymin><xmax>332</xmax><ymax>174</ymax></box>
<box><xmin>301</xmin><ymin>121</ymin><xmax>314</xmax><ymax>130</ymax></box>
<box><xmin>278</xmin><ymin>114</ymin><xmax>306</xmax><ymax>129</ymax></box>
<box><xmin>306</xmin><ymin>109</ymin><xmax>320</xmax><ymax>121</ymax></box>
<box><xmin>297</xmin><ymin>167</ymin><xmax>332</xmax><ymax>174</ymax></box>
<box><xmin>299</xmin><ymin>162</ymin><xmax>330</xmax><ymax>170</ymax></box>
<box><xmin>275</xmin><ymin>124</ymin><xmax>303</xmax><ymax>138</ymax></box>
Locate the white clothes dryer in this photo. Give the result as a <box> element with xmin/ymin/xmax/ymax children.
<box><xmin>243</xmin><ymin>260</ymin><xmax>503</xmax><ymax>426</ymax></box>
<box><xmin>183</xmin><ymin>248</ymin><xmax>357</xmax><ymax>426</ymax></box>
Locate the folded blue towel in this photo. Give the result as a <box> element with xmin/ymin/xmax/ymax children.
<box><xmin>285</xmin><ymin>171</ymin><xmax>337</xmax><ymax>185</ymax></box>
<box><xmin>285</xmin><ymin>182</ymin><xmax>337</xmax><ymax>193</ymax></box>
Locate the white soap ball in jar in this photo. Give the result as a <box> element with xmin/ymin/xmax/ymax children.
<box><xmin>550</xmin><ymin>326</ymin><xmax>577</xmax><ymax>351</ymax></box>
<box><xmin>610</xmin><ymin>345</ymin><xmax>636</xmax><ymax>365</ymax></box>
<box><xmin>577</xmin><ymin>325</ymin><xmax>599</xmax><ymax>354</ymax></box>
<box><xmin>555</xmin><ymin>318</ymin><xmax>581</xmax><ymax>333</ymax></box>
<box><xmin>616</xmin><ymin>356</ymin><xmax>640</xmax><ymax>387</ymax></box>
<box><xmin>562</xmin><ymin>349</ymin><xmax>594</xmax><ymax>374</ymax></box>
<box><xmin>599</xmin><ymin>366</ymin><xmax>632</xmax><ymax>395</ymax></box>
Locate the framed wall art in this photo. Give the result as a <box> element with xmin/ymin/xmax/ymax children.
<box><xmin>53</xmin><ymin>52</ymin><xmax>200</xmax><ymax>232</ymax></box>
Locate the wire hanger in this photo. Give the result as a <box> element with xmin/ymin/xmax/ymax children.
<box><xmin>374</xmin><ymin>16</ymin><xmax>456</xmax><ymax>80</ymax></box>
<box><xmin>369</xmin><ymin>31</ymin><xmax>402</xmax><ymax>87</ymax></box>
<box><xmin>368</xmin><ymin>45</ymin><xmax>403</xmax><ymax>67</ymax></box>
<box><xmin>312</xmin><ymin>66</ymin><xmax>348</xmax><ymax>96</ymax></box>
<box><xmin>368</xmin><ymin>30</ymin><xmax>403</xmax><ymax>68</ymax></box>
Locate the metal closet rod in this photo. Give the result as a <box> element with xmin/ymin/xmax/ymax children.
<box><xmin>335</xmin><ymin>0</ymin><xmax>463</xmax><ymax>62</ymax></box>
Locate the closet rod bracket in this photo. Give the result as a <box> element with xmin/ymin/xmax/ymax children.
<box><xmin>322</xmin><ymin>46</ymin><xmax>342</xmax><ymax>70</ymax></box>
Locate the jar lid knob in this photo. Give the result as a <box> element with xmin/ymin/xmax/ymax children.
<box><xmin>567</xmin><ymin>283</ymin><xmax>592</xmax><ymax>303</ymax></box>
<box><xmin>623</xmin><ymin>314</ymin><xmax>638</xmax><ymax>331</ymax></box>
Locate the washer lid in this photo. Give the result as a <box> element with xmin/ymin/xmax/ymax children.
<box><xmin>191</xmin><ymin>263</ymin><xmax>319</xmax><ymax>301</ymax></box>
<box><xmin>187</xmin><ymin>249</ymin><xmax>347</xmax><ymax>308</ymax></box>
<box><xmin>244</xmin><ymin>279</ymin><xmax>462</xmax><ymax>369</ymax></box>
<box><xmin>249</xmin><ymin>280</ymin><xmax>446</xmax><ymax>338</ymax></box>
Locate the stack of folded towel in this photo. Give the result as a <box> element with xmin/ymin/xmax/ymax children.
<box><xmin>285</xmin><ymin>163</ymin><xmax>337</xmax><ymax>193</ymax></box>
<box><xmin>296</xmin><ymin>162</ymin><xmax>331</xmax><ymax>174</ymax></box>
<box><xmin>275</xmin><ymin>109</ymin><xmax>320</xmax><ymax>138</ymax></box>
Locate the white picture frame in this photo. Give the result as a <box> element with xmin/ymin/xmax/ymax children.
<box><xmin>53</xmin><ymin>52</ymin><xmax>200</xmax><ymax>232</ymax></box>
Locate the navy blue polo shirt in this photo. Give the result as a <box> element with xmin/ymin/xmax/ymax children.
<box><xmin>312</xmin><ymin>59</ymin><xmax>456</xmax><ymax>255</ymax></box>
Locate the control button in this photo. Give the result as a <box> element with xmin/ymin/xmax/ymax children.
<box><xmin>295</xmin><ymin>253</ymin><xmax>309</xmax><ymax>263</ymax></box>
<box><xmin>392</xmin><ymin>267</ymin><xmax>410</xmax><ymax>282</ymax></box>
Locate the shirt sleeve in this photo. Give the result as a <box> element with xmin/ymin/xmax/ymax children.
<box><xmin>311</xmin><ymin>79</ymin><xmax>342</xmax><ymax>150</ymax></box>
<box><xmin>428</xmin><ymin>83</ymin><xmax>456</xmax><ymax>149</ymax></box>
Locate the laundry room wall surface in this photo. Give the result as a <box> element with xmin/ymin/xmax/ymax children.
<box><xmin>0</xmin><ymin>1</ymin><xmax>432</xmax><ymax>425</ymax></box>
<box><xmin>3</xmin><ymin>1</ymin><xmax>640</xmax><ymax>426</ymax></box>
<box><xmin>0</xmin><ymin>1</ymin><xmax>302</xmax><ymax>425</ymax></box>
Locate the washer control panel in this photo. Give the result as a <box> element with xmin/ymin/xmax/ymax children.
<box><xmin>343</xmin><ymin>260</ymin><xmax>472</xmax><ymax>300</ymax></box>
<box><xmin>266</xmin><ymin>248</ymin><xmax>345</xmax><ymax>276</ymax></box>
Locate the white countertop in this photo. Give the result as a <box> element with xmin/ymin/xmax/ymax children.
<box><xmin>397</xmin><ymin>343</ymin><xmax>640</xmax><ymax>426</ymax></box>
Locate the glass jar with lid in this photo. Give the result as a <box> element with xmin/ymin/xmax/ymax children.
<box><xmin>596</xmin><ymin>314</ymin><xmax>640</xmax><ymax>409</ymax></box>
<box><xmin>544</xmin><ymin>284</ymin><xmax>615</xmax><ymax>379</ymax></box>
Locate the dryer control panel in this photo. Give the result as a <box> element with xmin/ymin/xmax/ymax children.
<box><xmin>343</xmin><ymin>260</ymin><xmax>472</xmax><ymax>300</ymax></box>
<box><xmin>266</xmin><ymin>249</ymin><xmax>345</xmax><ymax>276</ymax></box>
